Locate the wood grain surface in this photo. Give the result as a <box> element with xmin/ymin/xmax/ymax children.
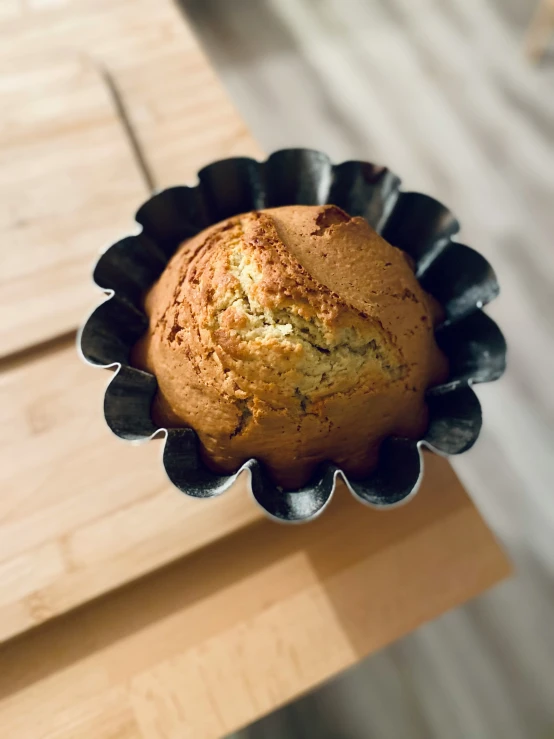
<box><xmin>0</xmin><ymin>56</ymin><xmax>147</xmax><ymax>357</ymax></box>
<box><xmin>0</xmin><ymin>340</ymin><xmax>259</xmax><ymax>643</ymax></box>
<box><xmin>0</xmin><ymin>0</ymin><xmax>261</xmax><ymax>357</ymax></box>
<box><xmin>0</xmin><ymin>454</ymin><xmax>509</xmax><ymax>739</ymax></box>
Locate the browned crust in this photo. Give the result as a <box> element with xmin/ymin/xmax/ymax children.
<box><xmin>133</xmin><ymin>205</ymin><xmax>448</xmax><ymax>489</ymax></box>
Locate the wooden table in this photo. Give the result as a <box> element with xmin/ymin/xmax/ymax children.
<box><xmin>0</xmin><ymin>1</ymin><xmax>509</xmax><ymax>737</ymax></box>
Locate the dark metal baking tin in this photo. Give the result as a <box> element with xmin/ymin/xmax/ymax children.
<box><xmin>79</xmin><ymin>149</ymin><xmax>506</xmax><ymax>523</ymax></box>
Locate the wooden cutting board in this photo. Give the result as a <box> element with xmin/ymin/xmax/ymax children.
<box><xmin>0</xmin><ymin>0</ymin><xmax>261</xmax><ymax>357</ymax></box>
<box><xmin>0</xmin><ymin>339</ymin><xmax>261</xmax><ymax>643</ymax></box>
<box><xmin>0</xmin><ymin>56</ymin><xmax>147</xmax><ymax>357</ymax></box>
<box><xmin>0</xmin><ymin>0</ymin><xmax>509</xmax><ymax>734</ymax></box>
<box><xmin>0</xmin><ymin>454</ymin><xmax>509</xmax><ymax>739</ymax></box>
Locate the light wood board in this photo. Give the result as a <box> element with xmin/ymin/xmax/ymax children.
<box><xmin>0</xmin><ymin>0</ymin><xmax>261</xmax><ymax>357</ymax></box>
<box><xmin>0</xmin><ymin>453</ymin><xmax>509</xmax><ymax>739</ymax></box>
<box><xmin>0</xmin><ymin>56</ymin><xmax>147</xmax><ymax>357</ymax></box>
<box><xmin>0</xmin><ymin>341</ymin><xmax>260</xmax><ymax>644</ymax></box>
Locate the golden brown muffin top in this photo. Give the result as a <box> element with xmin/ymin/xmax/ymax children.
<box><xmin>142</xmin><ymin>205</ymin><xmax>443</xmax><ymax>414</ymax></box>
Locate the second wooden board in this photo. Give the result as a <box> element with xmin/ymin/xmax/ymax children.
<box><xmin>0</xmin><ymin>0</ymin><xmax>261</xmax><ymax>357</ymax></box>
<box><xmin>0</xmin><ymin>341</ymin><xmax>259</xmax><ymax>644</ymax></box>
<box><xmin>0</xmin><ymin>454</ymin><xmax>509</xmax><ymax>739</ymax></box>
<box><xmin>0</xmin><ymin>56</ymin><xmax>147</xmax><ymax>357</ymax></box>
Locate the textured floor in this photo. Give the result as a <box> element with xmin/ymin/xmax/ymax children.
<box><xmin>182</xmin><ymin>1</ymin><xmax>554</xmax><ymax>736</ymax></box>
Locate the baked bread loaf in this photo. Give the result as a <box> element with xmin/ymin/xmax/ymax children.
<box><xmin>134</xmin><ymin>205</ymin><xmax>448</xmax><ymax>489</ymax></box>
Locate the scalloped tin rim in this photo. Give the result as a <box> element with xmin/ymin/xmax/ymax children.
<box><xmin>79</xmin><ymin>149</ymin><xmax>505</xmax><ymax>523</ymax></box>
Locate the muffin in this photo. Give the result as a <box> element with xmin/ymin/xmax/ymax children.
<box><xmin>133</xmin><ymin>204</ymin><xmax>448</xmax><ymax>489</ymax></box>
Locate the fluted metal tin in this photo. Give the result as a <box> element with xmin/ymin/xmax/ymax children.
<box><xmin>79</xmin><ymin>149</ymin><xmax>506</xmax><ymax>522</ymax></box>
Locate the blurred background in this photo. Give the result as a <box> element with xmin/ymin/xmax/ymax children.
<box><xmin>180</xmin><ymin>0</ymin><xmax>554</xmax><ymax>737</ymax></box>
